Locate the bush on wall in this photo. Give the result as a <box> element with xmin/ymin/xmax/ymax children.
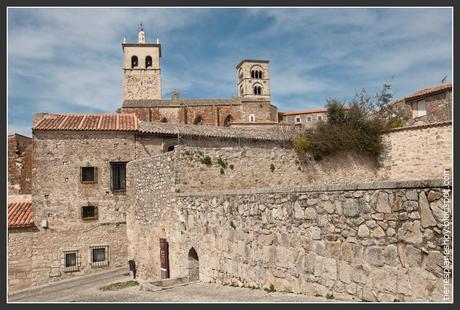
<box><xmin>293</xmin><ymin>84</ymin><xmax>399</xmax><ymax>161</ymax></box>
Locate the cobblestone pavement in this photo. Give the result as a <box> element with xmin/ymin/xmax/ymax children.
<box><xmin>11</xmin><ymin>275</ymin><xmax>349</xmax><ymax>303</ymax></box>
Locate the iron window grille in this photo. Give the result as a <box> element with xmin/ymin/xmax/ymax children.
<box><xmin>63</xmin><ymin>250</ymin><xmax>80</xmax><ymax>272</ymax></box>
<box><xmin>81</xmin><ymin>206</ymin><xmax>98</xmax><ymax>220</ymax></box>
<box><xmin>81</xmin><ymin>167</ymin><xmax>97</xmax><ymax>183</ymax></box>
<box><xmin>90</xmin><ymin>245</ymin><xmax>109</xmax><ymax>267</ymax></box>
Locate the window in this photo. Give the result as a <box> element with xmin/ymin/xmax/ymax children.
<box><xmin>82</xmin><ymin>206</ymin><xmax>98</xmax><ymax>220</ymax></box>
<box><xmin>64</xmin><ymin>250</ymin><xmax>79</xmax><ymax>272</ymax></box>
<box><xmin>145</xmin><ymin>56</ymin><xmax>152</xmax><ymax>68</ymax></box>
<box><xmin>131</xmin><ymin>56</ymin><xmax>138</xmax><ymax>68</ymax></box>
<box><xmin>317</xmin><ymin>115</ymin><xmax>323</xmax><ymax>121</ymax></box>
<box><xmin>111</xmin><ymin>162</ymin><xmax>126</xmax><ymax>193</ymax></box>
<box><xmin>81</xmin><ymin>167</ymin><xmax>97</xmax><ymax>183</ymax></box>
<box><xmin>413</xmin><ymin>101</ymin><xmax>427</xmax><ymax>118</ymax></box>
<box><xmin>249</xmin><ymin>114</ymin><xmax>256</xmax><ymax>122</ymax></box>
<box><xmin>90</xmin><ymin>245</ymin><xmax>109</xmax><ymax>267</ymax></box>
<box><xmin>295</xmin><ymin>116</ymin><xmax>301</xmax><ymax>123</ymax></box>
<box><xmin>307</xmin><ymin>116</ymin><xmax>312</xmax><ymax>122</ymax></box>
<box><xmin>160</xmin><ymin>117</ymin><xmax>168</xmax><ymax>123</ymax></box>
<box><xmin>224</xmin><ymin>115</ymin><xmax>233</xmax><ymax>127</ymax></box>
<box><xmin>253</xmin><ymin>86</ymin><xmax>262</xmax><ymax>95</ymax></box>
<box><xmin>193</xmin><ymin>116</ymin><xmax>204</xmax><ymax>125</ymax></box>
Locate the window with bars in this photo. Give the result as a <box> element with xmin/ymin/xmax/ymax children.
<box><xmin>81</xmin><ymin>167</ymin><xmax>97</xmax><ymax>183</ymax></box>
<box><xmin>111</xmin><ymin>162</ymin><xmax>126</xmax><ymax>193</ymax></box>
<box><xmin>64</xmin><ymin>250</ymin><xmax>79</xmax><ymax>272</ymax></box>
<box><xmin>81</xmin><ymin>206</ymin><xmax>98</xmax><ymax>220</ymax></box>
<box><xmin>90</xmin><ymin>245</ymin><xmax>109</xmax><ymax>267</ymax></box>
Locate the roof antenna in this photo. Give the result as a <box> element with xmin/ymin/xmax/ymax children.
<box><xmin>441</xmin><ymin>75</ymin><xmax>447</xmax><ymax>83</ymax></box>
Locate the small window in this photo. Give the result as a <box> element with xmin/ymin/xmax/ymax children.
<box><xmin>64</xmin><ymin>250</ymin><xmax>79</xmax><ymax>272</ymax></box>
<box><xmin>295</xmin><ymin>116</ymin><xmax>301</xmax><ymax>123</ymax></box>
<box><xmin>111</xmin><ymin>162</ymin><xmax>127</xmax><ymax>193</ymax></box>
<box><xmin>82</xmin><ymin>206</ymin><xmax>98</xmax><ymax>220</ymax></box>
<box><xmin>317</xmin><ymin>115</ymin><xmax>323</xmax><ymax>121</ymax></box>
<box><xmin>131</xmin><ymin>56</ymin><xmax>138</xmax><ymax>69</ymax></box>
<box><xmin>145</xmin><ymin>56</ymin><xmax>152</xmax><ymax>68</ymax></box>
<box><xmin>253</xmin><ymin>86</ymin><xmax>262</xmax><ymax>95</ymax></box>
<box><xmin>90</xmin><ymin>245</ymin><xmax>109</xmax><ymax>267</ymax></box>
<box><xmin>81</xmin><ymin>167</ymin><xmax>97</xmax><ymax>183</ymax></box>
<box><xmin>224</xmin><ymin>115</ymin><xmax>233</xmax><ymax>127</ymax></box>
<box><xmin>193</xmin><ymin>116</ymin><xmax>204</xmax><ymax>125</ymax></box>
<box><xmin>307</xmin><ymin>116</ymin><xmax>312</xmax><ymax>122</ymax></box>
<box><xmin>249</xmin><ymin>114</ymin><xmax>256</xmax><ymax>122</ymax></box>
<box><xmin>413</xmin><ymin>101</ymin><xmax>427</xmax><ymax>118</ymax></box>
<box><xmin>160</xmin><ymin>117</ymin><xmax>168</xmax><ymax>123</ymax></box>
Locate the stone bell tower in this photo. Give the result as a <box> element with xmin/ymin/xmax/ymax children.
<box><xmin>236</xmin><ymin>60</ymin><xmax>271</xmax><ymax>100</ymax></box>
<box><xmin>122</xmin><ymin>24</ymin><xmax>162</xmax><ymax>101</ymax></box>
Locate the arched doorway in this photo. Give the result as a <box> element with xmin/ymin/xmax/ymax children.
<box><xmin>188</xmin><ymin>247</ymin><xmax>199</xmax><ymax>281</ymax></box>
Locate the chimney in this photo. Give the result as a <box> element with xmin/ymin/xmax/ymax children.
<box><xmin>33</xmin><ymin>113</ymin><xmax>49</xmax><ymax>126</ymax></box>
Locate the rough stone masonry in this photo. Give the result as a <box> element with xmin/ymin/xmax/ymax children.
<box><xmin>126</xmin><ymin>141</ymin><xmax>452</xmax><ymax>302</ymax></box>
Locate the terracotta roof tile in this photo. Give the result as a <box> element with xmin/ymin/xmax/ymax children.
<box><xmin>8</xmin><ymin>200</ymin><xmax>33</xmax><ymax>229</ymax></box>
<box><xmin>33</xmin><ymin>114</ymin><xmax>138</xmax><ymax>131</ymax></box>
<box><xmin>279</xmin><ymin>108</ymin><xmax>328</xmax><ymax>116</ymax></box>
<box><xmin>405</xmin><ymin>83</ymin><xmax>452</xmax><ymax>101</ymax></box>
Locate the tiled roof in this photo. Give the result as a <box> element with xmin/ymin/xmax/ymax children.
<box><xmin>122</xmin><ymin>98</ymin><xmax>242</xmax><ymax>108</ymax></box>
<box><xmin>33</xmin><ymin>114</ymin><xmax>138</xmax><ymax>131</ymax></box>
<box><xmin>279</xmin><ymin>108</ymin><xmax>328</xmax><ymax>116</ymax></box>
<box><xmin>8</xmin><ymin>201</ymin><xmax>33</xmax><ymax>229</ymax></box>
<box><xmin>405</xmin><ymin>83</ymin><xmax>452</xmax><ymax>101</ymax></box>
<box><xmin>138</xmin><ymin>121</ymin><xmax>294</xmax><ymax>141</ymax></box>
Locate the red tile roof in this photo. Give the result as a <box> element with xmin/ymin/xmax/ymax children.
<box><xmin>405</xmin><ymin>83</ymin><xmax>452</xmax><ymax>101</ymax></box>
<box><xmin>8</xmin><ymin>201</ymin><xmax>34</xmax><ymax>229</ymax></box>
<box><xmin>33</xmin><ymin>114</ymin><xmax>138</xmax><ymax>131</ymax></box>
<box><xmin>279</xmin><ymin>108</ymin><xmax>328</xmax><ymax>116</ymax></box>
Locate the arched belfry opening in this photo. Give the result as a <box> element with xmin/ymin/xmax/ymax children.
<box><xmin>188</xmin><ymin>247</ymin><xmax>199</xmax><ymax>281</ymax></box>
<box><xmin>131</xmin><ymin>56</ymin><xmax>138</xmax><ymax>68</ymax></box>
<box><xmin>146</xmin><ymin>56</ymin><xmax>152</xmax><ymax>68</ymax></box>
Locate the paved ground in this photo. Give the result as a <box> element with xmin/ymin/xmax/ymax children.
<box><xmin>10</xmin><ymin>274</ymin><xmax>347</xmax><ymax>303</ymax></box>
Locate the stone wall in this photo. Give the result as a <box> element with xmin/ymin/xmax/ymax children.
<box><xmin>128</xmin><ymin>174</ymin><xmax>452</xmax><ymax>301</ymax></box>
<box><xmin>406</xmin><ymin>90</ymin><xmax>452</xmax><ymax>124</ymax></box>
<box><xmin>8</xmin><ymin>227</ymin><xmax>37</xmax><ymax>292</ymax></box>
<box><xmin>380</xmin><ymin>122</ymin><xmax>452</xmax><ymax>180</ymax></box>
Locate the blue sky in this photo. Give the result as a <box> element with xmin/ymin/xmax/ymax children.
<box><xmin>8</xmin><ymin>7</ymin><xmax>452</xmax><ymax>136</ymax></box>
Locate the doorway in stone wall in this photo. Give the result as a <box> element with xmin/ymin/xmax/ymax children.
<box><xmin>188</xmin><ymin>247</ymin><xmax>199</xmax><ymax>281</ymax></box>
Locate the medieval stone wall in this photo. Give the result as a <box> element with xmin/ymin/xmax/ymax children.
<box><xmin>8</xmin><ymin>227</ymin><xmax>37</xmax><ymax>292</ymax></box>
<box><xmin>128</xmin><ymin>169</ymin><xmax>452</xmax><ymax>301</ymax></box>
<box><xmin>380</xmin><ymin>122</ymin><xmax>452</xmax><ymax>180</ymax></box>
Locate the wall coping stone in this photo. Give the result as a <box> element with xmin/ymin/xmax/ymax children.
<box><xmin>177</xmin><ymin>179</ymin><xmax>449</xmax><ymax>197</ymax></box>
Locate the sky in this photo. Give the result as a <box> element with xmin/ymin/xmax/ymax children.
<box><xmin>8</xmin><ymin>7</ymin><xmax>453</xmax><ymax>136</ymax></box>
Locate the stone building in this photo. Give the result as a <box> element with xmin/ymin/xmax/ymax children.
<box><xmin>278</xmin><ymin>108</ymin><xmax>328</xmax><ymax>127</ymax></box>
<box><xmin>119</xmin><ymin>29</ymin><xmax>278</xmax><ymax>128</ymax></box>
<box><xmin>8</xmin><ymin>133</ymin><xmax>33</xmax><ymax>195</ymax></box>
<box><xmin>403</xmin><ymin>83</ymin><xmax>452</xmax><ymax>125</ymax></box>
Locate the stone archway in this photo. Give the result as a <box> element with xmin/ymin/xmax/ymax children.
<box><xmin>188</xmin><ymin>247</ymin><xmax>199</xmax><ymax>281</ymax></box>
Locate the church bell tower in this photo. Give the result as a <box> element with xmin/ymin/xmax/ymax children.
<box><xmin>122</xmin><ymin>24</ymin><xmax>162</xmax><ymax>102</ymax></box>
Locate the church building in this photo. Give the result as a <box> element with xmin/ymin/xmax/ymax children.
<box><xmin>118</xmin><ymin>26</ymin><xmax>279</xmax><ymax>129</ymax></box>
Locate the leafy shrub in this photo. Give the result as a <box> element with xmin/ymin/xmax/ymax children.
<box><xmin>326</xmin><ymin>293</ymin><xmax>335</xmax><ymax>300</ymax></box>
<box><xmin>199</xmin><ymin>155</ymin><xmax>212</xmax><ymax>166</ymax></box>
<box><xmin>264</xmin><ymin>284</ymin><xmax>276</xmax><ymax>293</ymax></box>
<box><xmin>217</xmin><ymin>157</ymin><xmax>228</xmax><ymax>169</ymax></box>
<box><xmin>293</xmin><ymin>84</ymin><xmax>394</xmax><ymax>161</ymax></box>
<box><xmin>388</xmin><ymin>116</ymin><xmax>405</xmax><ymax>128</ymax></box>
<box><xmin>270</xmin><ymin>163</ymin><xmax>275</xmax><ymax>172</ymax></box>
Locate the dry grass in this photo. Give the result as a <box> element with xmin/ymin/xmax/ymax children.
<box><xmin>98</xmin><ymin>280</ymin><xmax>139</xmax><ymax>291</ymax></box>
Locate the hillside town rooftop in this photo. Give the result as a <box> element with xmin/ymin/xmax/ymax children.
<box><xmin>405</xmin><ymin>83</ymin><xmax>452</xmax><ymax>101</ymax></box>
